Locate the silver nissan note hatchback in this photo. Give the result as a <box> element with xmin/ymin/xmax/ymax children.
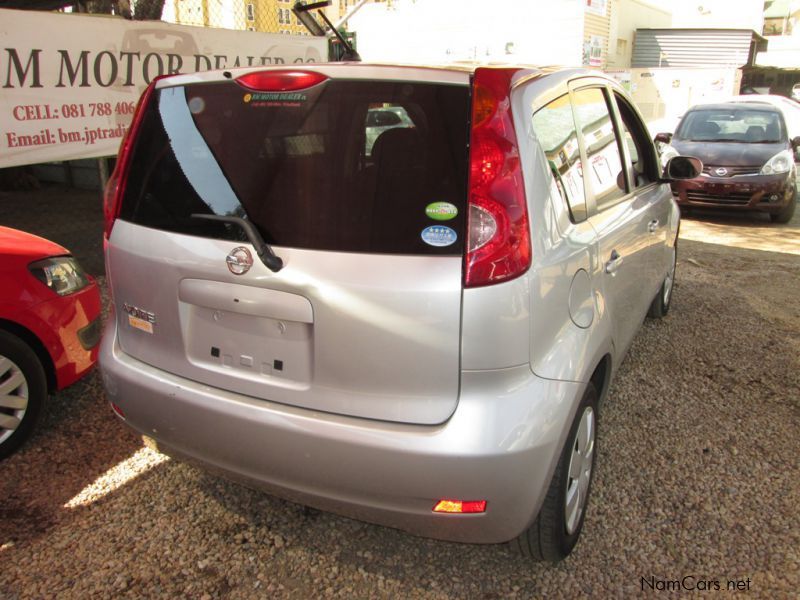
<box><xmin>100</xmin><ymin>64</ymin><xmax>697</xmax><ymax>561</ymax></box>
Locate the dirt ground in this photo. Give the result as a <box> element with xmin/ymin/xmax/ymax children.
<box><xmin>1</xmin><ymin>186</ymin><xmax>798</xmax><ymax>598</ymax></box>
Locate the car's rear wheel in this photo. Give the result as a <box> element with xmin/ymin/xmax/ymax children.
<box><xmin>769</xmin><ymin>191</ymin><xmax>796</xmax><ymax>224</ymax></box>
<box><xmin>0</xmin><ymin>330</ymin><xmax>47</xmax><ymax>459</ymax></box>
<box><xmin>513</xmin><ymin>383</ymin><xmax>598</xmax><ymax>562</ymax></box>
<box><xmin>648</xmin><ymin>241</ymin><xmax>677</xmax><ymax>318</ymax></box>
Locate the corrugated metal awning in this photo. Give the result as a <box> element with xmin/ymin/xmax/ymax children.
<box><xmin>632</xmin><ymin>29</ymin><xmax>767</xmax><ymax>69</ymax></box>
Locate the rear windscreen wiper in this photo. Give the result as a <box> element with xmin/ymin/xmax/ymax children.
<box><xmin>190</xmin><ymin>214</ymin><xmax>284</xmax><ymax>272</ymax></box>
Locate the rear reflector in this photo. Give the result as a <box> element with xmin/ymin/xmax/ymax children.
<box><xmin>433</xmin><ymin>499</ymin><xmax>487</xmax><ymax>514</ymax></box>
<box><xmin>235</xmin><ymin>70</ymin><xmax>328</xmax><ymax>92</ymax></box>
<box><xmin>110</xmin><ymin>402</ymin><xmax>126</xmax><ymax>419</ymax></box>
<box><xmin>464</xmin><ymin>67</ymin><xmax>531</xmax><ymax>288</ymax></box>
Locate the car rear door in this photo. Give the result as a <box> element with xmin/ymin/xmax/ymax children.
<box><xmin>571</xmin><ymin>83</ymin><xmax>654</xmax><ymax>358</ymax></box>
<box><xmin>106</xmin><ymin>67</ymin><xmax>471</xmax><ymax>425</ymax></box>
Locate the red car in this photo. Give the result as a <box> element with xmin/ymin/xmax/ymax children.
<box><xmin>0</xmin><ymin>226</ymin><xmax>102</xmax><ymax>458</ymax></box>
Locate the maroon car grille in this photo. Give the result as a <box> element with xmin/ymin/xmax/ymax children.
<box><xmin>685</xmin><ymin>190</ymin><xmax>752</xmax><ymax>205</ymax></box>
<box><xmin>702</xmin><ymin>165</ymin><xmax>761</xmax><ymax>177</ymax></box>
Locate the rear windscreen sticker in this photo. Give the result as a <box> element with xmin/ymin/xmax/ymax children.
<box><xmin>421</xmin><ymin>226</ymin><xmax>457</xmax><ymax>247</ymax></box>
<box><xmin>425</xmin><ymin>202</ymin><xmax>458</xmax><ymax>221</ymax></box>
<box><xmin>188</xmin><ymin>97</ymin><xmax>206</xmax><ymax>115</ymax></box>
<box><xmin>243</xmin><ymin>92</ymin><xmax>308</xmax><ymax>108</ymax></box>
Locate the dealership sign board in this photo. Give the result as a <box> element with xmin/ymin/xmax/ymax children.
<box><xmin>0</xmin><ymin>9</ymin><xmax>326</xmax><ymax>168</ymax></box>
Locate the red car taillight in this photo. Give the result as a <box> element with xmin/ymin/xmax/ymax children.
<box><xmin>103</xmin><ymin>76</ymin><xmax>165</xmax><ymax>240</ymax></box>
<box><xmin>464</xmin><ymin>68</ymin><xmax>531</xmax><ymax>288</ymax></box>
<box><xmin>234</xmin><ymin>69</ymin><xmax>328</xmax><ymax>91</ymax></box>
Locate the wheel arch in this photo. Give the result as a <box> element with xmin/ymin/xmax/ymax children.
<box><xmin>0</xmin><ymin>319</ymin><xmax>56</xmax><ymax>393</ymax></box>
<box><xmin>589</xmin><ymin>353</ymin><xmax>612</xmax><ymax>405</ymax></box>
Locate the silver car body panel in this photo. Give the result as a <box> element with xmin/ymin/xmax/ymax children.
<box><xmin>108</xmin><ymin>221</ymin><xmax>464</xmax><ymax>425</ymax></box>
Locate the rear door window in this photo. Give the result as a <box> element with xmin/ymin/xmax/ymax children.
<box><xmin>119</xmin><ymin>78</ymin><xmax>470</xmax><ymax>255</ymax></box>
<box><xmin>531</xmin><ymin>94</ymin><xmax>587</xmax><ymax>222</ymax></box>
<box><xmin>572</xmin><ymin>87</ymin><xmax>627</xmax><ymax>210</ymax></box>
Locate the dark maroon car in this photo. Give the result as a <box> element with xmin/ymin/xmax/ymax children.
<box><xmin>657</xmin><ymin>102</ymin><xmax>799</xmax><ymax>223</ymax></box>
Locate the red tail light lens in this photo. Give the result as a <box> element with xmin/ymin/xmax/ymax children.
<box><xmin>103</xmin><ymin>76</ymin><xmax>165</xmax><ymax>240</ymax></box>
<box><xmin>235</xmin><ymin>70</ymin><xmax>328</xmax><ymax>92</ymax></box>
<box><xmin>433</xmin><ymin>499</ymin><xmax>487</xmax><ymax>514</ymax></box>
<box><xmin>464</xmin><ymin>68</ymin><xmax>531</xmax><ymax>288</ymax></box>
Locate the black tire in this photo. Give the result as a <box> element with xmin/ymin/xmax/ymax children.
<box><xmin>0</xmin><ymin>330</ymin><xmax>47</xmax><ymax>460</ymax></box>
<box><xmin>769</xmin><ymin>192</ymin><xmax>796</xmax><ymax>224</ymax></box>
<box><xmin>648</xmin><ymin>241</ymin><xmax>677</xmax><ymax>318</ymax></box>
<box><xmin>514</xmin><ymin>383</ymin><xmax>598</xmax><ymax>562</ymax></box>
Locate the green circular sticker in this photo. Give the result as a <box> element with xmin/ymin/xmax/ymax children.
<box><xmin>425</xmin><ymin>202</ymin><xmax>458</xmax><ymax>221</ymax></box>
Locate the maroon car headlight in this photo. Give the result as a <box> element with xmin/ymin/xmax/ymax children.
<box><xmin>760</xmin><ymin>150</ymin><xmax>794</xmax><ymax>175</ymax></box>
<box><xmin>28</xmin><ymin>256</ymin><xmax>91</xmax><ymax>296</ymax></box>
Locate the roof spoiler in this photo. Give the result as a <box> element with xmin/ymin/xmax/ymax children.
<box><xmin>292</xmin><ymin>1</ymin><xmax>362</xmax><ymax>62</ymax></box>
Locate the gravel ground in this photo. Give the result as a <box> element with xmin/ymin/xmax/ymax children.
<box><xmin>1</xmin><ymin>195</ymin><xmax>798</xmax><ymax>598</ymax></box>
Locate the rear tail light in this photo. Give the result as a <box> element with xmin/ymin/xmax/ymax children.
<box><xmin>235</xmin><ymin>70</ymin><xmax>328</xmax><ymax>92</ymax></box>
<box><xmin>103</xmin><ymin>76</ymin><xmax>166</xmax><ymax>240</ymax></box>
<box><xmin>464</xmin><ymin>68</ymin><xmax>531</xmax><ymax>288</ymax></box>
<box><xmin>433</xmin><ymin>499</ymin><xmax>487</xmax><ymax>514</ymax></box>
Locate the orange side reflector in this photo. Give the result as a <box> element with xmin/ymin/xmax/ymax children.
<box><xmin>433</xmin><ymin>499</ymin><xmax>487</xmax><ymax>514</ymax></box>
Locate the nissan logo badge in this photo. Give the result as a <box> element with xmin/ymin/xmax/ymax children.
<box><xmin>715</xmin><ymin>167</ymin><xmax>728</xmax><ymax>177</ymax></box>
<box><xmin>226</xmin><ymin>247</ymin><xmax>253</xmax><ymax>275</ymax></box>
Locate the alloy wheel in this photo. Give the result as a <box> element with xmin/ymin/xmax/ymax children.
<box><xmin>564</xmin><ymin>406</ymin><xmax>595</xmax><ymax>535</ymax></box>
<box><xmin>664</xmin><ymin>246</ymin><xmax>676</xmax><ymax>306</ymax></box>
<box><xmin>0</xmin><ymin>355</ymin><xmax>29</xmax><ymax>444</ymax></box>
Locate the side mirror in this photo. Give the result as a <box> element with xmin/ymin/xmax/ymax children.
<box><xmin>654</xmin><ymin>132</ymin><xmax>673</xmax><ymax>145</ymax></box>
<box><xmin>664</xmin><ymin>156</ymin><xmax>703</xmax><ymax>180</ymax></box>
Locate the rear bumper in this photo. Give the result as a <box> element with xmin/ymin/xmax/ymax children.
<box><xmin>99</xmin><ymin>317</ymin><xmax>583</xmax><ymax>544</ymax></box>
<box><xmin>672</xmin><ymin>172</ymin><xmax>795</xmax><ymax>213</ymax></box>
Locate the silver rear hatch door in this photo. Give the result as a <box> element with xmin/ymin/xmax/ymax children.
<box><xmin>108</xmin><ymin>68</ymin><xmax>470</xmax><ymax>425</ymax></box>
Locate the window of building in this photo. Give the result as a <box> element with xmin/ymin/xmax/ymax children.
<box><xmin>246</xmin><ymin>3</ymin><xmax>255</xmax><ymax>21</ymax></box>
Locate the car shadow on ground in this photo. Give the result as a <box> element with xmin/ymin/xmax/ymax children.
<box><xmin>679</xmin><ymin>205</ymin><xmax>800</xmax><ymax>255</ymax></box>
<box><xmin>0</xmin><ymin>371</ymin><xmax>143</xmax><ymax>547</ymax></box>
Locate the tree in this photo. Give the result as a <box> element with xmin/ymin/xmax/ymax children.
<box><xmin>131</xmin><ymin>0</ymin><xmax>164</xmax><ymax>20</ymax></box>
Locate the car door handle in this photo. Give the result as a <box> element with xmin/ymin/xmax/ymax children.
<box><xmin>605</xmin><ymin>250</ymin><xmax>624</xmax><ymax>274</ymax></box>
<box><xmin>648</xmin><ymin>219</ymin><xmax>660</xmax><ymax>233</ymax></box>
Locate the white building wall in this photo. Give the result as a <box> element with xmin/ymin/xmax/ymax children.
<box><xmin>668</xmin><ymin>0</ymin><xmax>763</xmax><ymax>31</ymax></box>
<box><xmin>608</xmin><ymin>0</ymin><xmax>672</xmax><ymax>68</ymax></box>
<box><xmin>348</xmin><ymin>0</ymin><xmax>584</xmax><ymax>66</ymax></box>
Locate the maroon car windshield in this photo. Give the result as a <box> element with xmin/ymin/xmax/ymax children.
<box><xmin>676</xmin><ymin>108</ymin><xmax>786</xmax><ymax>144</ymax></box>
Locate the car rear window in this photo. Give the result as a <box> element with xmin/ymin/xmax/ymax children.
<box><xmin>118</xmin><ymin>77</ymin><xmax>470</xmax><ymax>255</ymax></box>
